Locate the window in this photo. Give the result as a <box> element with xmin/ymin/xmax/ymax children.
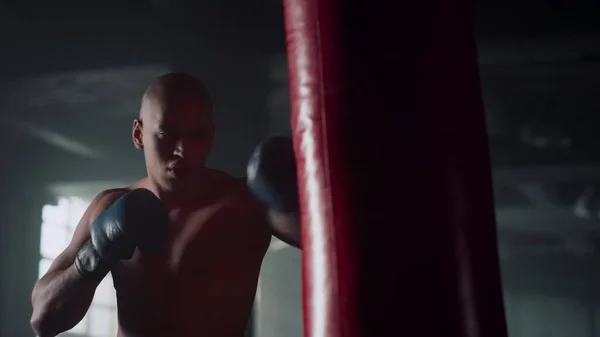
<box><xmin>38</xmin><ymin>197</ymin><xmax>118</xmax><ymax>337</ymax></box>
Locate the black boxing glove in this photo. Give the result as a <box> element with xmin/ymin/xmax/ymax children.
<box><xmin>247</xmin><ymin>136</ymin><xmax>299</xmax><ymax>213</ymax></box>
<box><xmin>75</xmin><ymin>188</ymin><xmax>169</xmax><ymax>281</ymax></box>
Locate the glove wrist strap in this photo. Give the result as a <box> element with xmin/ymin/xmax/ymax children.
<box><xmin>74</xmin><ymin>240</ymin><xmax>111</xmax><ymax>282</ymax></box>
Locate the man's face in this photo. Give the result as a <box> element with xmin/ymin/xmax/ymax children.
<box><xmin>133</xmin><ymin>95</ymin><xmax>215</xmax><ymax>191</ymax></box>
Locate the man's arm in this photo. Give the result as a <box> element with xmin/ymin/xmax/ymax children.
<box><xmin>267</xmin><ymin>209</ymin><xmax>301</xmax><ymax>249</ymax></box>
<box><xmin>246</xmin><ymin>136</ymin><xmax>302</xmax><ymax>249</ymax></box>
<box><xmin>31</xmin><ymin>189</ymin><xmax>126</xmax><ymax>337</ymax></box>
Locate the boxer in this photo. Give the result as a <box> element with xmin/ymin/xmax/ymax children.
<box><xmin>30</xmin><ymin>72</ymin><xmax>300</xmax><ymax>337</ymax></box>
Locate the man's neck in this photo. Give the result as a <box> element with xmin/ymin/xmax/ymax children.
<box><xmin>147</xmin><ymin>176</ymin><xmax>214</xmax><ymax>208</ymax></box>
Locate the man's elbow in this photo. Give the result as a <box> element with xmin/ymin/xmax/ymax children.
<box><xmin>30</xmin><ymin>297</ymin><xmax>65</xmax><ymax>337</ymax></box>
<box><xmin>30</xmin><ymin>308</ymin><xmax>56</xmax><ymax>337</ymax></box>
<box><xmin>31</xmin><ymin>284</ymin><xmax>48</xmax><ymax>336</ymax></box>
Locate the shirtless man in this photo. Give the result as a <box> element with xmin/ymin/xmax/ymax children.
<box><xmin>30</xmin><ymin>72</ymin><xmax>301</xmax><ymax>337</ymax></box>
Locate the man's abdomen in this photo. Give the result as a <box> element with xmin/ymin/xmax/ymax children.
<box><xmin>113</xmin><ymin>264</ymin><xmax>261</xmax><ymax>337</ymax></box>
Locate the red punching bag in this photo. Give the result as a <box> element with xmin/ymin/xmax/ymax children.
<box><xmin>284</xmin><ymin>0</ymin><xmax>508</xmax><ymax>337</ymax></box>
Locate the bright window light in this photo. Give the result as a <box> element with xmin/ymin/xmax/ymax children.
<box><xmin>39</xmin><ymin>196</ymin><xmax>118</xmax><ymax>337</ymax></box>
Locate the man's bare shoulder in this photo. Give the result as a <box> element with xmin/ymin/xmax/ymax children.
<box><xmin>201</xmin><ymin>169</ymin><xmax>243</xmax><ymax>194</ymax></box>
<box><xmin>81</xmin><ymin>187</ymin><xmax>131</xmax><ymax>225</ymax></box>
<box><xmin>127</xmin><ymin>177</ymin><xmax>150</xmax><ymax>191</ymax></box>
<box><xmin>203</xmin><ymin>168</ymin><xmax>236</xmax><ymax>182</ymax></box>
<box><xmin>210</xmin><ymin>173</ymin><xmax>271</xmax><ymax>247</ymax></box>
<box><xmin>223</xmin><ymin>175</ymin><xmax>260</xmax><ymax>207</ymax></box>
<box><xmin>93</xmin><ymin>188</ymin><xmax>130</xmax><ymax>204</ymax></box>
<box><xmin>91</xmin><ymin>177</ymin><xmax>149</xmax><ymax>210</ymax></box>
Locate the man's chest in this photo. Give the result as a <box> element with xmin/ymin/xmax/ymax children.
<box><xmin>113</xmin><ymin>201</ymin><xmax>270</xmax><ymax>285</ymax></box>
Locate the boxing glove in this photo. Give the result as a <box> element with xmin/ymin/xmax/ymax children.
<box><xmin>75</xmin><ymin>188</ymin><xmax>169</xmax><ymax>281</ymax></box>
<box><xmin>247</xmin><ymin>136</ymin><xmax>299</xmax><ymax>213</ymax></box>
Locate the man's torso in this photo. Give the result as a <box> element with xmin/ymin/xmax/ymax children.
<box><xmin>109</xmin><ymin>174</ymin><xmax>271</xmax><ymax>337</ymax></box>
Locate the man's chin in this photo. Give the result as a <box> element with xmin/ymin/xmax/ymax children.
<box><xmin>164</xmin><ymin>171</ymin><xmax>198</xmax><ymax>188</ymax></box>
<box><xmin>167</xmin><ymin>167</ymin><xmax>188</xmax><ymax>178</ymax></box>
<box><xmin>158</xmin><ymin>180</ymin><xmax>188</xmax><ymax>197</ymax></box>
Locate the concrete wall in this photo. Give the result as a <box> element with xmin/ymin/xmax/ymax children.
<box><xmin>0</xmin><ymin>182</ymin><xmax>50</xmax><ymax>337</ymax></box>
<box><xmin>255</xmin><ymin>247</ymin><xmax>303</xmax><ymax>337</ymax></box>
<box><xmin>504</xmin><ymin>293</ymin><xmax>595</xmax><ymax>337</ymax></box>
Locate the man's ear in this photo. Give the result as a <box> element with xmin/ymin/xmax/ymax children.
<box><xmin>132</xmin><ymin>119</ymin><xmax>144</xmax><ymax>150</ymax></box>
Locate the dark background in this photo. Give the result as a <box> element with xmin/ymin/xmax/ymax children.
<box><xmin>1</xmin><ymin>0</ymin><xmax>600</xmax><ymax>336</ymax></box>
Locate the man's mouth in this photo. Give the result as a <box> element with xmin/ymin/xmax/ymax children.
<box><xmin>167</xmin><ymin>166</ymin><xmax>188</xmax><ymax>177</ymax></box>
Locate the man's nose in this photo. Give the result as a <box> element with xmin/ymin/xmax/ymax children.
<box><xmin>173</xmin><ymin>138</ymin><xmax>186</xmax><ymax>157</ymax></box>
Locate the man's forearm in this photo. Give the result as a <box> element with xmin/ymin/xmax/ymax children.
<box><xmin>31</xmin><ymin>264</ymin><xmax>99</xmax><ymax>337</ymax></box>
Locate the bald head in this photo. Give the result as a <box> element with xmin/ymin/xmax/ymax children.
<box><xmin>133</xmin><ymin>72</ymin><xmax>216</xmax><ymax>190</ymax></box>
<box><xmin>140</xmin><ymin>72</ymin><xmax>213</xmax><ymax>122</ymax></box>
